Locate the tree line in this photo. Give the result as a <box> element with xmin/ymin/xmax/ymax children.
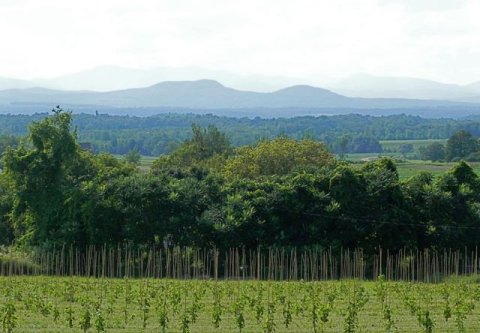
<box><xmin>419</xmin><ymin>130</ymin><xmax>480</xmax><ymax>162</ymax></box>
<box><xmin>4</xmin><ymin>112</ymin><xmax>480</xmax><ymax>156</ymax></box>
<box><xmin>1</xmin><ymin>109</ymin><xmax>480</xmax><ymax>252</ymax></box>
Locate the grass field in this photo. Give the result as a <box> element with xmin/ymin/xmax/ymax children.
<box><xmin>137</xmin><ymin>156</ymin><xmax>157</xmax><ymax>173</ymax></box>
<box><xmin>113</xmin><ymin>155</ymin><xmax>157</xmax><ymax>173</ymax></box>
<box><xmin>396</xmin><ymin>160</ymin><xmax>480</xmax><ymax>179</ymax></box>
<box><xmin>380</xmin><ymin>139</ymin><xmax>446</xmax><ymax>153</ymax></box>
<box><xmin>1</xmin><ymin>276</ymin><xmax>480</xmax><ymax>332</ymax></box>
<box><xmin>345</xmin><ymin>156</ymin><xmax>480</xmax><ymax>179</ymax></box>
<box><xmin>341</xmin><ymin>153</ymin><xmax>400</xmax><ymax>162</ymax></box>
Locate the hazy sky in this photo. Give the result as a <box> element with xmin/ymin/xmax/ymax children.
<box><xmin>1</xmin><ymin>0</ymin><xmax>479</xmax><ymax>84</ymax></box>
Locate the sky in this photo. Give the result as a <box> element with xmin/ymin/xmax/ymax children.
<box><xmin>1</xmin><ymin>0</ymin><xmax>479</xmax><ymax>85</ymax></box>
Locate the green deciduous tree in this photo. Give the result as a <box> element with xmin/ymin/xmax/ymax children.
<box><xmin>399</xmin><ymin>143</ymin><xmax>414</xmax><ymax>158</ymax></box>
<box><xmin>2</xmin><ymin>108</ymin><xmax>135</xmax><ymax>247</ymax></box>
<box><xmin>3</xmin><ymin>108</ymin><xmax>81</xmax><ymax>245</ymax></box>
<box><xmin>0</xmin><ymin>174</ymin><xmax>14</xmax><ymax>245</ymax></box>
<box><xmin>151</xmin><ymin>124</ymin><xmax>232</xmax><ymax>175</ymax></box>
<box><xmin>445</xmin><ymin>130</ymin><xmax>479</xmax><ymax>161</ymax></box>
<box><xmin>125</xmin><ymin>149</ymin><xmax>141</xmax><ymax>165</ymax></box>
<box><xmin>223</xmin><ymin>138</ymin><xmax>334</xmax><ymax>179</ymax></box>
<box><xmin>419</xmin><ymin>143</ymin><xmax>445</xmax><ymax>161</ymax></box>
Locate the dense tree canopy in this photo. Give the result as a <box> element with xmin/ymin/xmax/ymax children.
<box><xmin>223</xmin><ymin>138</ymin><xmax>334</xmax><ymax>179</ymax></box>
<box><xmin>1</xmin><ymin>110</ymin><xmax>480</xmax><ymax>252</ymax></box>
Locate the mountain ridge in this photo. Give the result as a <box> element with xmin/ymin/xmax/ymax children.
<box><xmin>328</xmin><ymin>73</ymin><xmax>480</xmax><ymax>100</ymax></box>
<box><xmin>0</xmin><ymin>79</ymin><xmax>480</xmax><ymax>118</ymax></box>
<box><xmin>0</xmin><ymin>79</ymin><xmax>478</xmax><ymax>114</ymax></box>
<box><xmin>2</xmin><ymin>68</ymin><xmax>480</xmax><ymax>101</ymax></box>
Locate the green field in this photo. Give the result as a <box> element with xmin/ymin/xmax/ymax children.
<box><xmin>396</xmin><ymin>160</ymin><xmax>480</xmax><ymax>179</ymax></box>
<box><xmin>1</xmin><ymin>276</ymin><xmax>480</xmax><ymax>332</ymax></box>
<box><xmin>344</xmin><ymin>136</ymin><xmax>480</xmax><ymax>180</ymax></box>
<box><xmin>138</xmin><ymin>156</ymin><xmax>157</xmax><ymax>172</ymax></box>
<box><xmin>113</xmin><ymin>155</ymin><xmax>157</xmax><ymax>173</ymax></box>
<box><xmin>341</xmin><ymin>153</ymin><xmax>400</xmax><ymax>162</ymax></box>
<box><xmin>380</xmin><ymin>139</ymin><xmax>446</xmax><ymax>152</ymax></box>
<box><xmin>345</xmin><ymin>157</ymin><xmax>480</xmax><ymax>179</ymax></box>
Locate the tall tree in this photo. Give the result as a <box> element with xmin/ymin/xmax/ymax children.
<box><xmin>151</xmin><ymin>124</ymin><xmax>232</xmax><ymax>175</ymax></box>
<box><xmin>445</xmin><ymin>130</ymin><xmax>479</xmax><ymax>161</ymax></box>
<box><xmin>3</xmin><ymin>108</ymin><xmax>85</xmax><ymax>246</ymax></box>
<box><xmin>419</xmin><ymin>142</ymin><xmax>445</xmax><ymax>161</ymax></box>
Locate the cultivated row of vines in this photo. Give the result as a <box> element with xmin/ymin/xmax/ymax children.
<box><xmin>1</xmin><ymin>276</ymin><xmax>480</xmax><ymax>332</ymax></box>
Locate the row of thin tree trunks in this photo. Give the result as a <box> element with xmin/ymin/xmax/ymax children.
<box><xmin>1</xmin><ymin>246</ymin><xmax>478</xmax><ymax>282</ymax></box>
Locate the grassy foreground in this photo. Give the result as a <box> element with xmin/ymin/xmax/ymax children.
<box><xmin>1</xmin><ymin>276</ymin><xmax>480</xmax><ymax>333</ymax></box>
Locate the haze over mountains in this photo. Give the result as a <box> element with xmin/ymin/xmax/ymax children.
<box><xmin>0</xmin><ymin>66</ymin><xmax>298</xmax><ymax>93</ymax></box>
<box><xmin>328</xmin><ymin>73</ymin><xmax>480</xmax><ymax>101</ymax></box>
<box><xmin>2</xmin><ymin>66</ymin><xmax>480</xmax><ymax>101</ymax></box>
<box><xmin>0</xmin><ymin>79</ymin><xmax>476</xmax><ymax>108</ymax></box>
<box><xmin>1</xmin><ymin>67</ymin><xmax>480</xmax><ymax>118</ymax></box>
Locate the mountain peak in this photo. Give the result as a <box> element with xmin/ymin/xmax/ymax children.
<box><xmin>274</xmin><ymin>84</ymin><xmax>344</xmax><ymax>98</ymax></box>
<box><xmin>0</xmin><ymin>78</ymin><xmax>478</xmax><ymax>113</ymax></box>
<box><xmin>149</xmin><ymin>79</ymin><xmax>224</xmax><ymax>89</ymax></box>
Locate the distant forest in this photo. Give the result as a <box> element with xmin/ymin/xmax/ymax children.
<box><xmin>2</xmin><ymin>112</ymin><xmax>480</xmax><ymax>156</ymax></box>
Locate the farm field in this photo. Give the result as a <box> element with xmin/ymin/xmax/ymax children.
<box><xmin>137</xmin><ymin>155</ymin><xmax>157</xmax><ymax>173</ymax></box>
<box><xmin>113</xmin><ymin>155</ymin><xmax>157</xmax><ymax>173</ymax></box>
<box><xmin>396</xmin><ymin>160</ymin><xmax>480</xmax><ymax>179</ymax></box>
<box><xmin>1</xmin><ymin>276</ymin><xmax>480</xmax><ymax>333</ymax></box>
<box><xmin>343</xmin><ymin>152</ymin><xmax>480</xmax><ymax>179</ymax></box>
<box><xmin>380</xmin><ymin>139</ymin><xmax>446</xmax><ymax>152</ymax></box>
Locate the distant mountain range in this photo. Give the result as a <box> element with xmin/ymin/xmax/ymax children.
<box><xmin>327</xmin><ymin>73</ymin><xmax>480</xmax><ymax>102</ymax></box>
<box><xmin>0</xmin><ymin>66</ymin><xmax>299</xmax><ymax>92</ymax></box>
<box><xmin>0</xmin><ymin>79</ymin><xmax>477</xmax><ymax>110</ymax></box>
<box><xmin>1</xmin><ymin>76</ymin><xmax>480</xmax><ymax>118</ymax></box>
<box><xmin>2</xmin><ymin>67</ymin><xmax>480</xmax><ymax>102</ymax></box>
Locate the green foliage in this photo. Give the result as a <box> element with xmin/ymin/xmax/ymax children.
<box><xmin>0</xmin><ymin>135</ymin><xmax>19</xmax><ymax>164</ymax></box>
<box><xmin>349</xmin><ymin>136</ymin><xmax>383</xmax><ymax>153</ymax></box>
<box><xmin>3</xmin><ymin>276</ymin><xmax>480</xmax><ymax>332</ymax></box>
<box><xmin>374</xmin><ymin>275</ymin><xmax>397</xmax><ymax>332</ymax></box>
<box><xmin>343</xmin><ymin>285</ymin><xmax>368</xmax><ymax>333</ymax></box>
<box><xmin>449</xmin><ymin>161</ymin><xmax>478</xmax><ymax>187</ymax></box>
<box><xmin>151</xmin><ymin>124</ymin><xmax>231</xmax><ymax>174</ymax></box>
<box><xmin>232</xmin><ymin>295</ymin><xmax>245</xmax><ymax>333</ymax></box>
<box><xmin>94</xmin><ymin>307</ymin><xmax>106</xmax><ymax>333</ymax></box>
<box><xmin>211</xmin><ymin>285</ymin><xmax>222</xmax><ymax>328</ymax></box>
<box><xmin>3</xmin><ymin>110</ymin><xmax>480</xmax><ymax>251</ymax></box>
<box><xmin>419</xmin><ymin>142</ymin><xmax>445</xmax><ymax>161</ymax></box>
<box><xmin>0</xmin><ymin>175</ymin><xmax>14</xmax><ymax>245</ymax></box>
<box><xmin>223</xmin><ymin>138</ymin><xmax>334</xmax><ymax>179</ymax></box>
<box><xmin>399</xmin><ymin>143</ymin><xmax>414</xmax><ymax>157</ymax></box>
<box><xmin>0</xmin><ymin>248</ymin><xmax>38</xmax><ymax>274</ymax></box>
<box><xmin>445</xmin><ymin>130</ymin><xmax>479</xmax><ymax>161</ymax></box>
<box><xmin>80</xmin><ymin>306</ymin><xmax>92</xmax><ymax>332</ymax></box>
<box><xmin>1</xmin><ymin>301</ymin><xmax>16</xmax><ymax>333</ymax></box>
<box><xmin>124</xmin><ymin>149</ymin><xmax>141</xmax><ymax>165</ymax></box>
<box><xmin>3</xmin><ymin>107</ymin><xmax>79</xmax><ymax>245</ymax></box>
<box><xmin>5</xmin><ymin>113</ymin><xmax>480</xmax><ymax>156</ymax></box>
<box><xmin>1</xmin><ymin>108</ymin><xmax>135</xmax><ymax>247</ymax></box>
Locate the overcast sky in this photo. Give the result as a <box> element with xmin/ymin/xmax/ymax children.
<box><xmin>1</xmin><ymin>0</ymin><xmax>479</xmax><ymax>84</ymax></box>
